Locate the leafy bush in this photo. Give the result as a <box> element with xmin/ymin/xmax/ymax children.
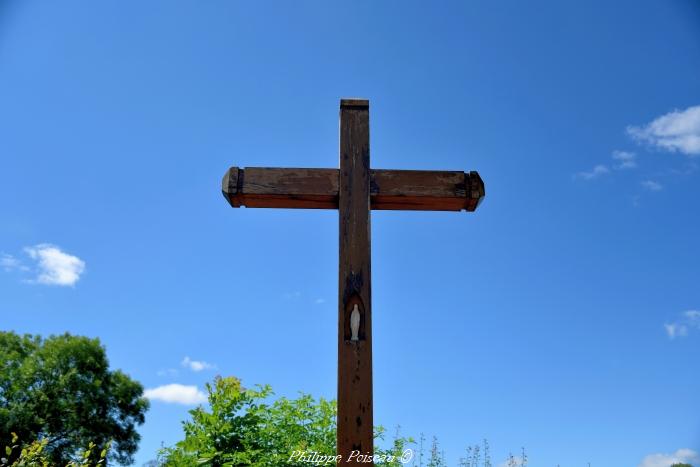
<box><xmin>1</xmin><ymin>432</ymin><xmax>111</xmax><ymax>467</ymax></box>
<box><xmin>158</xmin><ymin>376</ymin><xmax>412</xmax><ymax>466</ymax></box>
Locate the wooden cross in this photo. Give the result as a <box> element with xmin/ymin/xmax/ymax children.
<box><xmin>221</xmin><ymin>99</ymin><xmax>485</xmax><ymax>464</ymax></box>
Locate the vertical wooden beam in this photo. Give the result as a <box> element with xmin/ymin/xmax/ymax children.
<box><xmin>338</xmin><ymin>99</ymin><xmax>373</xmax><ymax>464</ymax></box>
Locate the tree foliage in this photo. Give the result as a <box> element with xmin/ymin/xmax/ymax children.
<box><xmin>159</xmin><ymin>376</ymin><xmax>412</xmax><ymax>466</ymax></box>
<box><xmin>0</xmin><ymin>331</ymin><xmax>149</xmax><ymax>465</ymax></box>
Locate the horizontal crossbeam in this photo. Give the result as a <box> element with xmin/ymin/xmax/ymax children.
<box><xmin>222</xmin><ymin>167</ymin><xmax>485</xmax><ymax>212</ymax></box>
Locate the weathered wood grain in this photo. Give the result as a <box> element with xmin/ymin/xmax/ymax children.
<box><xmin>221</xmin><ymin>167</ymin><xmax>485</xmax><ymax>211</ymax></box>
<box><xmin>372</xmin><ymin>169</ymin><xmax>466</xmax><ymax>211</ymax></box>
<box><xmin>337</xmin><ymin>99</ymin><xmax>373</xmax><ymax>464</ymax></box>
<box><xmin>223</xmin><ymin>167</ymin><xmax>338</xmax><ymax>209</ymax></box>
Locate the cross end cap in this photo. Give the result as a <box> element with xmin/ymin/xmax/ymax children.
<box><xmin>222</xmin><ymin>167</ymin><xmax>242</xmax><ymax>208</ymax></box>
<box><xmin>340</xmin><ymin>98</ymin><xmax>369</xmax><ymax>108</ymax></box>
<box><xmin>465</xmin><ymin>171</ymin><xmax>485</xmax><ymax>212</ymax></box>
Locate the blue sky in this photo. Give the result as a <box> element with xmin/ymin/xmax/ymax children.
<box><xmin>1</xmin><ymin>1</ymin><xmax>699</xmax><ymax>466</ymax></box>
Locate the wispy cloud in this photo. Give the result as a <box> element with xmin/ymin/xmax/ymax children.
<box><xmin>574</xmin><ymin>150</ymin><xmax>638</xmax><ymax>182</ymax></box>
<box><xmin>181</xmin><ymin>356</ymin><xmax>215</xmax><ymax>372</ymax></box>
<box><xmin>315</xmin><ymin>298</ymin><xmax>325</xmax><ymax>304</ymax></box>
<box><xmin>23</xmin><ymin>244</ymin><xmax>85</xmax><ymax>286</ymax></box>
<box><xmin>628</xmin><ymin>105</ymin><xmax>700</xmax><ymax>156</ymax></box>
<box><xmin>574</xmin><ymin>164</ymin><xmax>610</xmax><ymax>180</ymax></box>
<box><xmin>156</xmin><ymin>368</ymin><xmax>179</xmax><ymax>377</ymax></box>
<box><xmin>612</xmin><ymin>150</ymin><xmax>637</xmax><ymax>169</ymax></box>
<box><xmin>639</xmin><ymin>448</ymin><xmax>699</xmax><ymax>467</ymax></box>
<box><xmin>664</xmin><ymin>310</ymin><xmax>700</xmax><ymax>339</ymax></box>
<box><xmin>664</xmin><ymin>323</ymin><xmax>688</xmax><ymax>339</ymax></box>
<box><xmin>144</xmin><ymin>384</ymin><xmax>207</xmax><ymax>405</ymax></box>
<box><xmin>641</xmin><ymin>180</ymin><xmax>663</xmax><ymax>191</ymax></box>
<box><xmin>665</xmin><ymin>161</ymin><xmax>699</xmax><ymax>176</ymax></box>
<box><xmin>1</xmin><ymin>253</ymin><xmax>27</xmax><ymax>272</ymax></box>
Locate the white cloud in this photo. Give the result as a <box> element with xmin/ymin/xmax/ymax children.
<box><xmin>144</xmin><ymin>384</ymin><xmax>207</xmax><ymax>405</ymax></box>
<box><xmin>315</xmin><ymin>298</ymin><xmax>325</xmax><ymax>304</ymax></box>
<box><xmin>639</xmin><ymin>448</ymin><xmax>699</xmax><ymax>467</ymax></box>
<box><xmin>24</xmin><ymin>244</ymin><xmax>85</xmax><ymax>286</ymax></box>
<box><xmin>1</xmin><ymin>253</ymin><xmax>23</xmax><ymax>271</ymax></box>
<box><xmin>156</xmin><ymin>368</ymin><xmax>179</xmax><ymax>377</ymax></box>
<box><xmin>574</xmin><ymin>150</ymin><xmax>637</xmax><ymax>182</ymax></box>
<box><xmin>612</xmin><ymin>150</ymin><xmax>638</xmax><ymax>169</ymax></box>
<box><xmin>575</xmin><ymin>164</ymin><xmax>610</xmax><ymax>180</ymax></box>
<box><xmin>641</xmin><ymin>180</ymin><xmax>663</xmax><ymax>191</ymax></box>
<box><xmin>628</xmin><ymin>105</ymin><xmax>700</xmax><ymax>156</ymax></box>
<box><xmin>181</xmin><ymin>356</ymin><xmax>215</xmax><ymax>372</ymax></box>
<box><xmin>684</xmin><ymin>310</ymin><xmax>700</xmax><ymax>326</ymax></box>
<box><xmin>665</xmin><ymin>310</ymin><xmax>700</xmax><ymax>339</ymax></box>
<box><xmin>664</xmin><ymin>323</ymin><xmax>688</xmax><ymax>339</ymax></box>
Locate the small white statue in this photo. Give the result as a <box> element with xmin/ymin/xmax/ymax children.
<box><xmin>350</xmin><ymin>304</ymin><xmax>361</xmax><ymax>341</ymax></box>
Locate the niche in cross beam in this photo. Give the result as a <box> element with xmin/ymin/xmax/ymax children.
<box><xmin>344</xmin><ymin>294</ymin><xmax>366</xmax><ymax>342</ymax></box>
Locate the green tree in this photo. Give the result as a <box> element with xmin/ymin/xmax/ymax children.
<box><xmin>670</xmin><ymin>464</ymin><xmax>693</xmax><ymax>467</ymax></box>
<box><xmin>0</xmin><ymin>331</ymin><xmax>149</xmax><ymax>465</ymax></box>
<box><xmin>159</xmin><ymin>376</ymin><xmax>412</xmax><ymax>466</ymax></box>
